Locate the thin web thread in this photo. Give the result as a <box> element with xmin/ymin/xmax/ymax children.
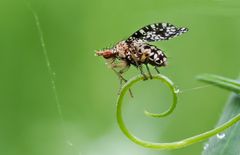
<box><xmin>30</xmin><ymin>6</ymin><xmax>63</xmax><ymax>121</ymax></box>
<box><xmin>179</xmin><ymin>85</ymin><xmax>212</xmax><ymax>94</ymax></box>
<box><xmin>25</xmin><ymin>1</ymin><xmax>76</xmax><ymax>148</ymax></box>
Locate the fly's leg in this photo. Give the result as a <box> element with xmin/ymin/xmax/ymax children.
<box><xmin>119</xmin><ymin>77</ymin><xmax>134</xmax><ymax>98</ymax></box>
<box><xmin>111</xmin><ymin>61</ymin><xmax>129</xmax><ymax>83</ymax></box>
<box><xmin>130</xmin><ymin>52</ymin><xmax>148</xmax><ymax>80</ymax></box>
<box><xmin>154</xmin><ymin>66</ymin><xmax>160</xmax><ymax>74</ymax></box>
<box><xmin>110</xmin><ymin>61</ymin><xmax>133</xmax><ymax>97</ymax></box>
<box><xmin>112</xmin><ymin>68</ymin><xmax>133</xmax><ymax>98</ymax></box>
<box><xmin>138</xmin><ymin>65</ymin><xmax>148</xmax><ymax>80</ymax></box>
<box><xmin>145</xmin><ymin>64</ymin><xmax>153</xmax><ymax>79</ymax></box>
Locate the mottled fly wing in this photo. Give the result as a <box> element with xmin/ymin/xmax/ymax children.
<box><xmin>126</xmin><ymin>23</ymin><xmax>188</xmax><ymax>43</ymax></box>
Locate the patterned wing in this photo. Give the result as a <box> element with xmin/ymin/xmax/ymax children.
<box><xmin>126</xmin><ymin>23</ymin><xmax>188</xmax><ymax>42</ymax></box>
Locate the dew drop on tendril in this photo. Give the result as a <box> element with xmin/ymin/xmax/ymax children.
<box><xmin>217</xmin><ymin>133</ymin><xmax>226</xmax><ymax>139</ymax></box>
<box><xmin>174</xmin><ymin>88</ymin><xmax>180</xmax><ymax>94</ymax></box>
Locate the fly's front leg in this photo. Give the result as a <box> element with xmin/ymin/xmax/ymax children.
<box><xmin>111</xmin><ymin>61</ymin><xmax>133</xmax><ymax>97</ymax></box>
<box><xmin>111</xmin><ymin>60</ymin><xmax>129</xmax><ymax>83</ymax></box>
<box><xmin>112</xmin><ymin>68</ymin><xmax>127</xmax><ymax>82</ymax></box>
<box><xmin>112</xmin><ymin>68</ymin><xmax>133</xmax><ymax>98</ymax></box>
<box><xmin>118</xmin><ymin>65</ymin><xmax>134</xmax><ymax>97</ymax></box>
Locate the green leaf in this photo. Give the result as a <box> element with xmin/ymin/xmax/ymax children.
<box><xmin>202</xmin><ymin>92</ymin><xmax>240</xmax><ymax>155</ymax></box>
<box><xmin>198</xmin><ymin>74</ymin><xmax>240</xmax><ymax>155</ymax></box>
<box><xmin>197</xmin><ymin>74</ymin><xmax>240</xmax><ymax>94</ymax></box>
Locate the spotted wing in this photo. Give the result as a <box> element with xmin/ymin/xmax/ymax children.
<box><xmin>126</xmin><ymin>23</ymin><xmax>188</xmax><ymax>43</ymax></box>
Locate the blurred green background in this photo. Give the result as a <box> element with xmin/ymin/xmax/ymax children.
<box><xmin>0</xmin><ymin>0</ymin><xmax>240</xmax><ymax>155</ymax></box>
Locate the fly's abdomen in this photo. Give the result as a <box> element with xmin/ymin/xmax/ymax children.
<box><xmin>125</xmin><ymin>43</ymin><xmax>167</xmax><ymax>67</ymax></box>
<box><xmin>139</xmin><ymin>44</ymin><xmax>167</xmax><ymax>67</ymax></box>
<box><xmin>148</xmin><ymin>46</ymin><xmax>167</xmax><ymax>67</ymax></box>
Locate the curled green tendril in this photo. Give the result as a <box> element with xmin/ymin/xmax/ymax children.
<box><xmin>116</xmin><ymin>74</ymin><xmax>240</xmax><ymax>150</ymax></box>
<box><xmin>143</xmin><ymin>75</ymin><xmax>178</xmax><ymax>118</ymax></box>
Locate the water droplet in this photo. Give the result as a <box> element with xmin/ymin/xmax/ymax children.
<box><xmin>203</xmin><ymin>143</ymin><xmax>209</xmax><ymax>150</ymax></box>
<box><xmin>174</xmin><ymin>88</ymin><xmax>180</xmax><ymax>94</ymax></box>
<box><xmin>217</xmin><ymin>133</ymin><xmax>225</xmax><ymax>139</ymax></box>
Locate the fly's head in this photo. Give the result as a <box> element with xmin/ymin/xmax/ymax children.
<box><xmin>95</xmin><ymin>49</ymin><xmax>116</xmax><ymax>59</ymax></box>
<box><xmin>95</xmin><ymin>48</ymin><xmax>117</xmax><ymax>69</ymax></box>
<box><xmin>96</xmin><ymin>41</ymin><xmax>130</xmax><ymax>60</ymax></box>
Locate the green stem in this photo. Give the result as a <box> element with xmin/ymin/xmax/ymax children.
<box><xmin>116</xmin><ymin>74</ymin><xmax>240</xmax><ymax>150</ymax></box>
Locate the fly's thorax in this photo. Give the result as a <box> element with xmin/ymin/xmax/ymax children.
<box><xmin>113</xmin><ymin>40</ymin><xmax>168</xmax><ymax>67</ymax></box>
<box><xmin>114</xmin><ymin>41</ymin><xmax>130</xmax><ymax>58</ymax></box>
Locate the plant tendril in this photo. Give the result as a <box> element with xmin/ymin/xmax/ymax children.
<box><xmin>116</xmin><ymin>74</ymin><xmax>240</xmax><ymax>150</ymax></box>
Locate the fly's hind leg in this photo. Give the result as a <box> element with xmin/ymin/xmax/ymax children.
<box><xmin>154</xmin><ymin>66</ymin><xmax>160</xmax><ymax>74</ymax></box>
<box><xmin>138</xmin><ymin>65</ymin><xmax>148</xmax><ymax>80</ymax></box>
<box><xmin>145</xmin><ymin>64</ymin><xmax>153</xmax><ymax>79</ymax></box>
